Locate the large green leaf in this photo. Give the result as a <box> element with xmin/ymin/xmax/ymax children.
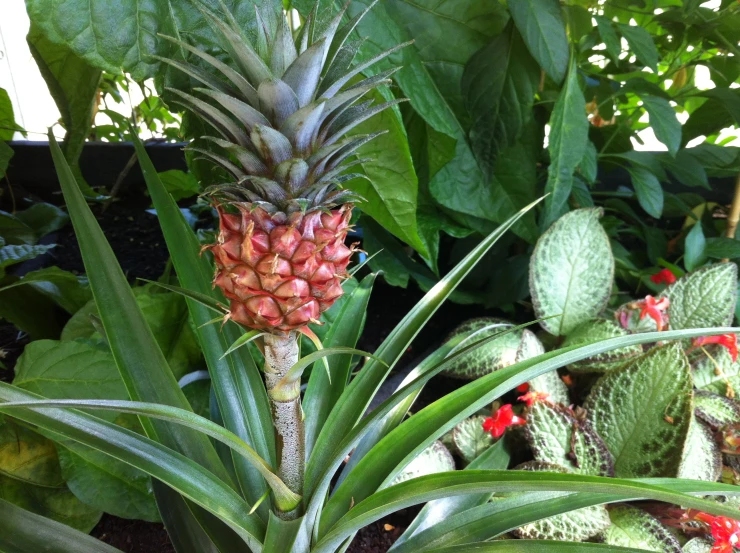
<box><xmin>584</xmin><ymin>343</ymin><xmax>693</xmax><ymax>477</ymax></box>
<box><xmin>0</xmin><ymin>383</ymin><xmax>265</xmax><ymax>549</ymax></box>
<box><xmin>27</xmin><ymin>24</ymin><xmax>101</xmax><ymax>178</ymax></box>
<box><xmin>133</xmin><ymin>134</ymin><xmax>275</xmax><ymax>514</ymax></box>
<box><xmin>25</xmin><ymin>0</ymin><xmax>280</xmax><ymax>82</ymax></box>
<box><xmin>316</xmin><ymin>327</ymin><xmax>735</xmax><ymax>535</ymax></box>
<box><xmin>530</xmin><ymin>208</ymin><xmax>614</xmax><ymax>336</ymax></box>
<box><xmin>0</xmin><ymin>267</ymin><xmax>91</xmax><ymax>314</ymax></box>
<box><xmin>345</xmin><ymin>89</ymin><xmax>426</xmax><ymax>255</ymax></box>
<box><xmin>13</xmin><ymin>340</ymin><xmax>127</xmax><ymax>412</ymax></box>
<box><xmin>0</xmin><ymin>497</ymin><xmax>123</xmax><ymax>553</ymax></box>
<box><xmin>663</xmin><ymin>263</ymin><xmax>737</xmax><ymax>329</ymax></box>
<box><xmin>0</xmin><ymin>88</ymin><xmax>17</xmax><ymax>141</ymax></box>
<box><xmin>627</xmin><ymin>166</ymin><xmax>663</xmax><ymax>219</ymax></box>
<box><xmin>542</xmin><ymin>58</ymin><xmax>589</xmax><ymax>229</ymax></box>
<box><xmin>0</xmin><ymin>416</ymin><xmax>63</xmax><ymax>487</ymax></box>
<box><xmin>0</xmin><ymin>473</ymin><xmax>101</xmax><ymax>533</ymax></box>
<box><xmin>508</xmin><ymin>0</ymin><xmax>569</xmax><ymax>84</ymax></box>
<box><xmin>313</xmin><ymin>471</ymin><xmax>740</xmax><ymax>553</ymax></box>
<box><xmin>461</xmin><ymin>26</ymin><xmax>539</xmax><ymax>179</ymax></box>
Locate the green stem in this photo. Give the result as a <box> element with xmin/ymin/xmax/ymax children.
<box><xmin>264</xmin><ymin>332</ymin><xmax>304</xmax><ymax>520</ymax></box>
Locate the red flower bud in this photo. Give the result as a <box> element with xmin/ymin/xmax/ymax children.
<box><xmin>482</xmin><ymin>404</ymin><xmax>526</xmax><ymax>438</ymax></box>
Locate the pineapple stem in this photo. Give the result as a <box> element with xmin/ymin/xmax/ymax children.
<box><xmin>264</xmin><ymin>332</ymin><xmax>305</xmax><ymax>519</ymax></box>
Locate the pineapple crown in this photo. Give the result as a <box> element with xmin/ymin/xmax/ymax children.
<box><xmin>157</xmin><ymin>0</ymin><xmax>409</xmax><ymax>215</ymax></box>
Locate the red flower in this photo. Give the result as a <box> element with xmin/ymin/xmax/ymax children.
<box><xmin>482</xmin><ymin>404</ymin><xmax>526</xmax><ymax>438</ymax></box>
<box><xmin>650</xmin><ymin>268</ymin><xmax>677</xmax><ymax>285</ymax></box>
<box><xmin>639</xmin><ymin>295</ymin><xmax>670</xmax><ymax>331</ymax></box>
<box><xmin>518</xmin><ymin>391</ymin><xmax>550</xmax><ymax>406</ymax></box>
<box><xmin>691</xmin><ymin>334</ymin><xmax>739</xmax><ymax>362</ymax></box>
<box><xmin>693</xmin><ymin>512</ymin><xmax>740</xmax><ymax>553</ymax></box>
<box><xmin>516</xmin><ymin>383</ymin><xmax>530</xmax><ymax>393</ymax></box>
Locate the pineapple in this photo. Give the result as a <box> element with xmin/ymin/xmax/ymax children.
<box><xmin>158</xmin><ymin>1</ymin><xmax>406</xmax><ymax>333</ymax></box>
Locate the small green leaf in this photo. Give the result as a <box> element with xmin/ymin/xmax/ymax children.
<box><xmin>0</xmin><ymin>88</ymin><xmax>18</xmax><ymax>141</ymax></box>
<box><xmin>531</xmin><ymin>208</ymin><xmax>614</xmax><ymax>336</ymax></box>
<box><xmin>694</xmin><ymin>390</ymin><xmax>740</xmax><ymax>428</ymax></box>
<box><xmin>542</xmin><ymin>59</ymin><xmax>589</xmax><ymax>228</ymax></box>
<box><xmin>0</xmin><ymin>142</ymin><xmax>13</xmax><ymax>180</ymax></box>
<box><xmin>704</xmin><ymin>237</ymin><xmax>740</xmax><ymax>260</ymax></box>
<box><xmin>660</xmin><ymin>151</ymin><xmax>709</xmax><ymax>189</ymax></box>
<box><xmin>220</xmin><ymin>330</ymin><xmax>265</xmax><ymax>359</ymax></box>
<box><xmin>0</xmin><ymin>211</ymin><xmax>36</xmax><ymax>245</ymax></box>
<box><xmin>525</xmin><ymin>402</ymin><xmax>613</xmax><ymax>476</ymax></box>
<box><xmin>508</xmin><ymin>0</ymin><xmax>569</xmax><ymax>83</ymax></box>
<box><xmin>562</xmin><ymin>319</ymin><xmax>642</xmax><ymax>373</ymax></box>
<box><xmin>618</xmin><ymin>24</ymin><xmax>659</xmax><ymax>72</ymax></box>
<box><xmin>691</xmin><ymin>345</ymin><xmax>740</xmax><ymax>397</ymax></box>
<box><xmin>684</xmin><ymin>223</ymin><xmax>707</xmax><ymax>272</ymax></box>
<box><xmin>642</xmin><ymin>96</ymin><xmax>681</xmax><ymax>157</ymax></box>
<box><xmin>604</xmin><ymin>505</ymin><xmax>681</xmax><ymax>553</ymax></box>
<box><xmin>0</xmin><ymin>266</ymin><xmax>91</xmax><ymax>314</ymax></box>
<box><xmin>628</xmin><ymin>166</ymin><xmax>663</xmax><ymax>219</ymax></box>
<box><xmin>585</xmin><ymin>343</ymin><xmax>693</xmax><ymax>477</ymax></box>
<box><xmin>157</xmin><ymin>170</ymin><xmax>201</xmax><ymax>201</ymax></box>
<box><xmin>596</xmin><ymin>17</ymin><xmax>621</xmax><ymax>61</ymax></box>
<box><xmin>452</xmin><ymin>416</ymin><xmax>495</xmax><ymax>463</ymax></box>
<box><xmin>683</xmin><ymin>538</ymin><xmax>715</xmax><ymax>553</ymax></box>
<box><xmin>678</xmin><ymin>417</ymin><xmax>721</xmax><ymax>482</ymax></box>
<box><xmin>663</xmin><ymin>263</ymin><xmax>737</xmax><ymax>330</ymax></box>
<box><xmin>0</xmin><ymin>244</ymin><xmax>55</xmax><ymax>272</ymax></box>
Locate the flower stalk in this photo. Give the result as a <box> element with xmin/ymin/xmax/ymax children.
<box><xmin>263</xmin><ymin>332</ymin><xmax>304</xmax><ymax>519</ymax></box>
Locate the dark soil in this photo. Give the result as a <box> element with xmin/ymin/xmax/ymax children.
<box><xmin>91</xmin><ymin>516</ymin><xmax>175</xmax><ymax>553</ymax></box>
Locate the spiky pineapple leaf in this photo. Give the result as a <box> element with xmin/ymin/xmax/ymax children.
<box><xmin>524</xmin><ymin>401</ymin><xmax>613</xmax><ymax>476</ymax></box>
<box><xmin>679</xmin><ymin>417</ymin><xmax>721</xmax><ymax>482</ymax></box>
<box><xmin>561</xmin><ymin>319</ymin><xmax>642</xmax><ymax>373</ymax></box>
<box><xmin>662</xmin><ymin>263</ymin><xmax>738</xmax><ymax>330</ymax></box>
<box><xmin>452</xmin><ymin>416</ymin><xmax>495</xmax><ymax>463</ymax></box>
<box><xmin>530</xmin><ymin>208</ymin><xmax>615</xmax><ymax>336</ymax></box>
<box><xmin>694</xmin><ymin>390</ymin><xmax>740</xmax><ymax>428</ymax></box>
<box><xmin>584</xmin><ymin>343</ymin><xmax>693</xmax><ymax>477</ymax></box>
<box><xmin>604</xmin><ymin>505</ymin><xmax>682</xmax><ymax>553</ymax></box>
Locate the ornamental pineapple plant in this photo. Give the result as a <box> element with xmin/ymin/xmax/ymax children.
<box><xmin>3</xmin><ymin>3</ymin><xmax>740</xmax><ymax>553</ymax></box>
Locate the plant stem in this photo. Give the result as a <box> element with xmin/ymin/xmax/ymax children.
<box><xmin>263</xmin><ymin>332</ymin><xmax>304</xmax><ymax>519</ymax></box>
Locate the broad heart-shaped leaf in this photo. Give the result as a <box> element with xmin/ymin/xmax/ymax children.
<box><xmin>694</xmin><ymin>390</ymin><xmax>740</xmax><ymax>428</ymax></box>
<box><xmin>691</xmin><ymin>345</ymin><xmax>740</xmax><ymax>397</ymax></box>
<box><xmin>524</xmin><ymin>402</ymin><xmax>614</xmax><ymax>476</ymax></box>
<box><xmin>541</xmin><ymin>58</ymin><xmax>589</xmax><ymax>229</ymax></box>
<box><xmin>344</xmin><ymin>87</ymin><xmax>426</xmax><ymax>256</ymax></box>
<box><xmin>0</xmin><ymin>266</ymin><xmax>91</xmax><ymax>314</ymax></box>
<box><xmin>56</xmin><ymin>414</ymin><xmax>160</xmax><ymax>523</ymax></box>
<box><xmin>0</xmin><ymin>473</ymin><xmax>101</xmax><ymax>532</ymax></box>
<box><xmin>25</xmin><ymin>0</ymin><xmax>281</xmax><ymax>82</ymax></box>
<box><xmin>27</xmin><ymin>24</ymin><xmax>101</xmax><ymax>179</ymax></box>
<box><xmin>604</xmin><ymin>505</ymin><xmax>681</xmax><ymax>553</ymax></box>
<box><xmin>618</xmin><ymin>24</ymin><xmax>659</xmax><ymax>72</ymax></box>
<box><xmin>530</xmin><ymin>208</ymin><xmax>614</xmax><ymax>336</ymax></box>
<box><xmin>508</xmin><ymin>0</ymin><xmax>569</xmax><ymax>84</ymax></box>
<box><xmin>0</xmin><ymin>497</ymin><xmax>124</xmax><ymax>553</ymax></box>
<box><xmin>678</xmin><ymin>417</ymin><xmax>721</xmax><ymax>482</ymax></box>
<box><xmin>461</xmin><ymin>25</ymin><xmax>539</xmax><ymax>179</ymax></box>
<box><xmin>452</xmin><ymin>416</ymin><xmax>494</xmax><ymax>463</ymax></box>
<box><xmin>662</xmin><ymin>263</ymin><xmax>738</xmax><ymax>330</ymax></box>
<box><xmin>0</xmin><ymin>416</ymin><xmax>63</xmax><ymax>487</ymax></box>
<box><xmin>561</xmin><ymin>319</ymin><xmax>642</xmax><ymax>373</ymax></box>
<box><xmin>389</xmin><ymin>441</ymin><xmax>455</xmax><ymax>486</ymax></box>
<box><xmin>584</xmin><ymin>343</ymin><xmax>693</xmax><ymax>477</ymax></box>
<box><xmin>13</xmin><ymin>340</ymin><xmax>128</xmax><ymax>415</ymax></box>
<box><xmin>642</xmin><ymin>96</ymin><xmax>681</xmax><ymax>157</ymax></box>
